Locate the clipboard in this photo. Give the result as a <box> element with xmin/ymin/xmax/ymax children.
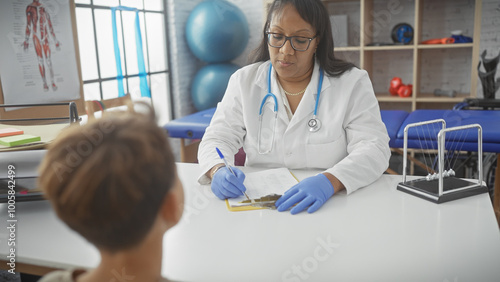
<box><xmin>225</xmin><ymin>168</ymin><xmax>299</xmax><ymax>212</ymax></box>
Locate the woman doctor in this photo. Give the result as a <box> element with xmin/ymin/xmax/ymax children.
<box><xmin>197</xmin><ymin>0</ymin><xmax>390</xmax><ymax>214</ymax></box>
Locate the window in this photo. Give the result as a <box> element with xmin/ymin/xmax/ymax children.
<box><xmin>74</xmin><ymin>0</ymin><xmax>171</xmax><ymax>123</ymax></box>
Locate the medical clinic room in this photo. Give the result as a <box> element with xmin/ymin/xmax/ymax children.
<box><xmin>1</xmin><ymin>0</ymin><xmax>500</xmax><ymax>281</ymax></box>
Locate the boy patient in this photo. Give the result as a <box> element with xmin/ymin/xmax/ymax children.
<box><xmin>38</xmin><ymin>111</ymin><xmax>184</xmax><ymax>282</ymax></box>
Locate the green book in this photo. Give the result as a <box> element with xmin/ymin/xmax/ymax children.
<box><xmin>0</xmin><ymin>134</ymin><xmax>41</xmax><ymax>147</ymax></box>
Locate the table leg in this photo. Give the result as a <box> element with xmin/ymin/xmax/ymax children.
<box><xmin>180</xmin><ymin>138</ymin><xmax>200</xmax><ymax>163</ymax></box>
<box><xmin>180</xmin><ymin>138</ymin><xmax>187</xmax><ymax>162</ymax></box>
<box><xmin>494</xmin><ymin>153</ymin><xmax>500</xmax><ymax>227</ymax></box>
<box><xmin>392</xmin><ymin>148</ymin><xmax>435</xmax><ymax>174</ymax></box>
<box><xmin>386</xmin><ymin>168</ymin><xmax>398</xmax><ymax>175</ymax></box>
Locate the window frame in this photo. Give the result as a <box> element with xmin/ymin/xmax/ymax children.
<box><xmin>74</xmin><ymin>0</ymin><xmax>173</xmax><ymax>120</ymax></box>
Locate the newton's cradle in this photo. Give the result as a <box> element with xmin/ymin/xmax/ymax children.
<box><xmin>397</xmin><ymin>119</ymin><xmax>488</xmax><ymax>203</ymax></box>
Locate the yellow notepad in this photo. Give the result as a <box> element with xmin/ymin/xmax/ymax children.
<box><xmin>225</xmin><ymin>168</ymin><xmax>299</xmax><ymax>212</ymax></box>
<box><xmin>0</xmin><ymin>134</ymin><xmax>41</xmax><ymax>147</ymax></box>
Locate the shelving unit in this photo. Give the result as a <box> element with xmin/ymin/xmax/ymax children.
<box><xmin>262</xmin><ymin>0</ymin><xmax>482</xmax><ymax>111</ymax></box>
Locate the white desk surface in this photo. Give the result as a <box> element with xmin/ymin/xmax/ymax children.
<box><xmin>0</xmin><ymin>162</ymin><xmax>499</xmax><ymax>282</ymax></box>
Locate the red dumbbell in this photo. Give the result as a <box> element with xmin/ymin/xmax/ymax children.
<box><xmin>389</xmin><ymin>77</ymin><xmax>412</xmax><ymax>97</ymax></box>
<box><xmin>389</xmin><ymin>77</ymin><xmax>402</xmax><ymax>96</ymax></box>
<box><xmin>397</xmin><ymin>84</ymin><xmax>412</xmax><ymax>98</ymax></box>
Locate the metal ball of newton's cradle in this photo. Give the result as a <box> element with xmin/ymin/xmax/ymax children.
<box><xmin>426</xmin><ymin>169</ymin><xmax>455</xmax><ymax>181</ymax></box>
<box><xmin>426</xmin><ymin>172</ymin><xmax>438</xmax><ymax>181</ymax></box>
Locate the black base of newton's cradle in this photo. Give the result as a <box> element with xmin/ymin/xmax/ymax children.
<box><xmin>397</xmin><ymin>177</ymin><xmax>488</xmax><ymax>204</ymax></box>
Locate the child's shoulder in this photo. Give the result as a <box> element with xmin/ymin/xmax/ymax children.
<box><xmin>38</xmin><ymin>269</ymin><xmax>86</xmax><ymax>282</ymax></box>
<box><xmin>39</xmin><ymin>270</ymin><xmax>171</xmax><ymax>282</ymax></box>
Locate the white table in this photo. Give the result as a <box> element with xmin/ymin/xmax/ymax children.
<box><xmin>0</xmin><ymin>163</ymin><xmax>499</xmax><ymax>282</ymax></box>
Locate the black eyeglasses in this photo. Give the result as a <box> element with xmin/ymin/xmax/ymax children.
<box><xmin>266</xmin><ymin>32</ymin><xmax>317</xmax><ymax>52</ymax></box>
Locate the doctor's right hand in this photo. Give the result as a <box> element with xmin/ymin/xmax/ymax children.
<box><xmin>211</xmin><ymin>166</ymin><xmax>246</xmax><ymax>200</ymax></box>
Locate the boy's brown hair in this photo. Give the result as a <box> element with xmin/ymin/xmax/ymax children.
<box><xmin>38</xmin><ymin>111</ymin><xmax>176</xmax><ymax>252</ymax></box>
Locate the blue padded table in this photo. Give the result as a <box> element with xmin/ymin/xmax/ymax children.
<box><xmin>163</xmin><ymin>107</ymin><xmax>216</xmax><ymax>162</ymax></box>
<box><xmin>164</xmin><ymin>107</ymin><xmax>216</xmax><ymax>139</ymax></box>
<box><xmin>396</xmin><ymin>109</ymin><xmax>500</xmax><ymax>153</ymax></box>
<box><xmin>165</xmin><ymin>108</ymin><xmax>407</xmax><ymax>162</ymax></box>
<box><xmin>380</xmin><ymin>110</ymin><xmax>409</xmax><ymax>148</ymax></box>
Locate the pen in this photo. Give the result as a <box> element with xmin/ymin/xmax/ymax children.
<box><xmin>215</xmin><ymin>147</ymin><xmax>251</xmax><ymax>201</ymax></box>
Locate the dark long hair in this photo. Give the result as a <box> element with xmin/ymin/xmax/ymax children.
<box><xmin>250</xmin><ymin>0</ymin><xmax>356</xmax><ymax>77</ymax></box>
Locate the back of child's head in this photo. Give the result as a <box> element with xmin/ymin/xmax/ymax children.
<box><xmin>38</xmin><ymin>111</ymin><xmax>176</xmax><ymax>252</ymax></box>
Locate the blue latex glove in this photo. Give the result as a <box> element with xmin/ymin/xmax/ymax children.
<box><xmin>275</xmin><ymin>174</ymin><xmax>334</xmax><ymax>214</ymax></box>
<box><xmin>211</xmin><ymin>167</ymin><xmax>246</xmax><ymax>200</ymax></box>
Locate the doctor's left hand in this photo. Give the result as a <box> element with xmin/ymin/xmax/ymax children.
<box><xmin>275</xmin><ymin>174</ymin><xmax>334</xmax><ymax>214</ymax></box>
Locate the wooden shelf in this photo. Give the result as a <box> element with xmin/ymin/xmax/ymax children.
<box><xmin>322</xmin><ymin>0</ymin><xmax>359</xmax><ymax>3</ymax></box>
<box><xmin>417</xmin><ymin>43</ymin><xmax>474</xmax><ymax>49</ymax></box>
<box><xmin>374</xmin><ymin>93</ymin><xmax>409</xmax><ymax>101</ymax></box>
<box><xmin>376</xmin><ymin>96</ymin><xmax>413</xmax><ymax>102</ymax></box>
<box><xmin>262</xmin><ymin>0</ymin><xmax>482</xmax><ymax>111</ymax></box>
<box><xmin>364</xmin><ymin>45</ymin><xmax>414</xmax><ymax>51</ymax></box>
<box><xmin>416</xmin><ymin>97</ymin><xmax>468</xmax><ymax>103</ymax></box>
<box><xmin>415</xmin><ymin>92</ymin><xmax>471</xmax><ymax>103</ymax></box>
<box><xmin>334</xmin><ymin>46</ymin><xmax>361</xmax><ymax>52</ymax></box>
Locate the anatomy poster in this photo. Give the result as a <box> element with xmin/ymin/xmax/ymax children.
<box><xmin>0</xmin><ymin>0</ymin><xmax>80</xmax><ymax>107</ymax></box>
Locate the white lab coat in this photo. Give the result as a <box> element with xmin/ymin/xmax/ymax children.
<box><xmin>198</xmin><ymin>60</ymin><xmax>390</xmax><ymax>194</ymax></box>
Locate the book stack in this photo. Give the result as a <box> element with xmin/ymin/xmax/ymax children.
<box><xmin>0</xmin><ymin>128</ymin><xmax>41</xmax><ymax>147</ymax></box>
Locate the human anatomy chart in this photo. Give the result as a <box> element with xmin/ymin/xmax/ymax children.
<box><xmin>0</xmin><ymin>0</ymin><xmax>80</xmax><ymax>106</ymax></box>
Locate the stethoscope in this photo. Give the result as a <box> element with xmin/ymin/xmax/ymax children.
<box><xmin>257</xmin><ymin>64</ymin><xmax>324</xmax><ymax>154</ymax></box>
